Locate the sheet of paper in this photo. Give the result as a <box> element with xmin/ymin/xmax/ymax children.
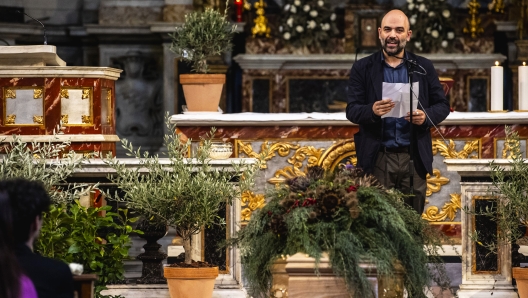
<box><xmin>381</xmin><ymin>82</ymin><xmax>419</xmax><ymax>118</ymax></box>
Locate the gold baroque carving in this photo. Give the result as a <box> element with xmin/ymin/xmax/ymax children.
<box><xmin>432</xmin><ymin>139</ymin><xmax>479</xmax><ymax>159</ymax></box>
<box><xmin>82</xmin><ymin>89</ymin><xmax>90</xmax><ymax>99</ymax></box>
<box><xmin>426</xmin><ymin>169</ymin><xmax>450</xmax><ymax>197</ymax></box>
<box><xmin>81</xmin><ymin>115</ymin><xmax>91</xmax><ymax>124</ymax></box>
<box><xmin>5</xmin><ymin>88</ymin><xmax>16</xmax><ymax>99</ymax></box>
<box><xmin>61</xmin><ymin>115</ymin><xmax>69</xmax><ymax>124</ymax></box>
<box><xmin>60</xmin><ymin>89</ymin><xmax>69</xmax><ymax>99</ymax></box>
<box><xmin>318</xmin><ymin>140</ymin><xmax>356</xmax><ymax>171</ymax></box>
<box><xmin>502</xmin><ymin>137</ymin><xmax>521</xmax><ymax>159</ymax></box>
<box><xmin>422</xmin><ymin>193</ymin><xmax>461</xmax><ymax>222</ymax></box>
<box><xmin>270</xmin><ymin>146</ymin><xmax>325</xmax><ymax>185</ymax></box>
<box><xmin>6</xmin><ymin>114</ymin><xmax>16</xmax><ymax>124</ymax></box>
<box><xmin>237</xmin><ymin>140</ymin><xmax>300</xmax><ymax>169</ymax></box>
<box><xmin>252</xmin><ymin>0</ymin><xmax>271</xmax><ymax>37</ymax></box>
<box><xmin>241</xmin><ymin>191</ymin><xmax>266</xmax><ymax>221</ymax></box>
<box><xmin>33</xmin><ymin>88</ymin><xmax>43</xmax><ymax>99</ymax></box>
<box><xmin>33</xmin><ymin>116</ymin><xmax>43</xmax><ymax>124</ymax></box>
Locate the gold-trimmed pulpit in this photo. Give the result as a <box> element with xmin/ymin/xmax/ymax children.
<box><xmin>0</xmin><ymin>45</ymin><xmax>122</xmax><ymax>156</ymax></box>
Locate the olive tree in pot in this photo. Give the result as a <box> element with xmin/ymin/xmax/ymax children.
<box><xmin>104</xmin><ymin>117</ymin><xmax>258</xmax><ymax>298</ymax></box>
<box><xmin>169</xmin><ymin>2</ymin><xmax>235</xmax><ymax>112</ymax></box>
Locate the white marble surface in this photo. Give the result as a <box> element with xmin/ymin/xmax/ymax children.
<box><xmin>170</xmin><ymin>111</ymin><xmax>528</xmax><ymax>126</ymax></box>
<box><xmin>101</xmin><ymin>286</ymin><xmax>247</xmax><ymax>298</ymax></box>
<box><xmin>444</xmin><ymin>159</ymin><xmax>525</xmax><ymax>177</ymax></box>
<box><xmin>0</xmin><ymin>45</ymin><xmax>66</xmax><ymax>66</ymax></box>
<box><xmin>0</xmin><ymin>66</ymin><xmax>122</xmax><ymax>80</ymax></box>
<box><xmin>0</xmin><ymin>134</ymin><xmax>120</xmax><ymax>143</ymax></box>
<box><xmin>233</xmin><ymin>53</ymin><xmax>507</xmax><ymax>70</ymax></box>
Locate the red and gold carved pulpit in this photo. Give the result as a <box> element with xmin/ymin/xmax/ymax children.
<box><xmin>0</xmin><ymin>46</ymin><xmax>121</xmax><ymax>156</ymax></box>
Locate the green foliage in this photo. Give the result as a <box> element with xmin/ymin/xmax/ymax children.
<box><xmin>233</xmin><ymin>168</ymin><xmax>449</xmax><ymax>298</ymax></box>
<box><xmin>169</xmin><ymin>3</ymin><xmax>235</xmax><ymax>73</ymax></box>
<box><xmin>104</xmin><ymin>114</ymin><xmax>259</xmax><ymax>264</ymax></box>
<box><xmin>279</xmin><ymin>0</ymin><xmax>339</xmax><ymax>50</ymax></box>
<box><xmin>402</xmin><ymin>0</ymin><xmax>455</xmax><ymax>53</ymax></box>
<box><xmin>36</xmin><ymin>202</ymin><xmax>140</xmax><ymax>297</ymax></box>
<box><xmin>0</xmin><ymin>133</ymin><xmax>91</xmax><ymax>204</ymax></box>
<box><xmin>475</xmin><ymin>126</ymin><xmax>528</xmax><ymax>253</ymax></box>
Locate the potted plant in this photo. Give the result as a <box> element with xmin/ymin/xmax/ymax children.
<box><xmin>476</xmin><ymin>127</ymin><xmax>528</xmax><ymax>296</ymax></box>
<box><xmin>169</xmin><ymin>2</ymin><xmax>236</xmax><ymax>112</ymax></box>
<box><xmin>104</xmin><ymin>116</ymin><xmax>259</xmax><ymax>298</ymax></box>
<box><xmin>232</xmin><ymin>166</ymin><xmax>449</xmax><ymax>298</ymax></box>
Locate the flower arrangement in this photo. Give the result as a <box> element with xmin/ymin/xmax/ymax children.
<box><xmin>279</xmin><ymin>0</ymin><xmax>339</xmax><ymax>51</ymax></box>
<box><xmin>169</xmin><ymin>2</ymin><xmax>235</xmax><ymax>73</ymax></box>
<box><xmin>403</xmin><ymin>0</ymin><xmax>456</xmax><ymax>53</ymax></box>
<box><xmin>233</xmin><ymin>166</ymin><xmax>449</xmax><ymax>298</ymax></box>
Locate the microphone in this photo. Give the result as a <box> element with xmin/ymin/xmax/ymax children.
<box><xmin>17</xmin><ymin>10</ymin><xmax>47</xmax><ymax>45</ymax></box>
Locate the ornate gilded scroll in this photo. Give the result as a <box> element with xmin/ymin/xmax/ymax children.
<box><xmin>60</xmin><ymin>89</ymin><xmax>69</xmax><ymax>99</ymax></box>
<box><xmin>241</xmin><ymin>191</ymin><xmax>266</xmax><ymax>221</ymax></box>
<box><xmin>82</xmin><ymin>88</ymin><xmax>91</xmax><ymax>99</ymax></box>
<box><xmin>422</xmin><ymin>193</ymin><xmax>461</xmax><ymax>222</ymax></box>
<box><xmin>61</xmin><ymin>115</ymin><xmax>69</xmax><ymax>124</ymax></box>
<box><xmin>252</xmin><ymin>0</ymin><xmax>271</xmax><ymax>37</ymax></box>
<box><xmin>32</xmin><ymin>116</ymin><xmax>43</xmax><ymax>124</ymax></box>
<box><xmin>432</xmin><ymin>139</ymin><xmax>479</xmax><ymax>159</ymax></box>
<box><xmin>426</xmin><ymin>169</ymin><xmax>450</xmax><ymax>197</ymax></box>
<box><xmin>6</xmin><ymin>114</ymin><xmax>15</xmax><ymax>124</ymax></box>
<box><xmin>502</xmin><ymin>137</ymin><xmax>522</xmax><ymax>159</ymax></box>
<box><xmin>318</xmin><ymin>140</ymin><xmax>356</xmax><ymax>171</ymax></box>
<box><xmin>33</xmin><ymin>88</ymin><xmax>43</xmax><ymax>99</ymax></box>
<box><xmin>81</xmin><ymin>115</ymin><xmax>91</xmax><ymax>124</ymax></box>
<box><xmin>5</xmin><ymin>88</ymin><xmax>16</xmax><ymax>99</ymax></box>
<box><xmin>237</xmin><ymin>140</ymin><xmax>300</xmax><ymax>169</ymax></box>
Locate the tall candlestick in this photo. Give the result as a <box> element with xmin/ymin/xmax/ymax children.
<box><xmin>491</xmin><ymin>61</ymin><xmax>504</xmax><ymax>111</ymax></box>
<box><xmin>520</xmin><ymin>62</ymin><xmax>528</xmax><ymax>110</ymax></box>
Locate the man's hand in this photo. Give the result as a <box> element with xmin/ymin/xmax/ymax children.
<box><xmin>373</xmin><ymin>98</ymin><xmax>395</xmax><ymax>116</ymax></box>
<box><xmin>405</xmin><ymin>110</ymin><xmax>426</xmax><ymax>125</ymax></box>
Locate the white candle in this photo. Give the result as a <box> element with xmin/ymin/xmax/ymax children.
<box><xmin>491</xmin><ymin>61</ymin><xmax>503</xmax><ymax>111</ymax></box>
<box><xmin>520</xmin><ymin>62</ymin><xmax>528</xmax><ymax>111</ymax></box>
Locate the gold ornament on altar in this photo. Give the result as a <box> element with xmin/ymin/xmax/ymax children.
<box><xmin>252</xmin><ymin>0</ymin><xmax>271</xmax><ymax>38</ymax></box>
<box><xmin>463</xmin><ymin>0</ymin><xmax>484</xmax><ymax>38</ymax></box>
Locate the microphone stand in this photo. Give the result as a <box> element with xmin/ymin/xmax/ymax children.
<box><xmin>406</xmin><ymin>59</ymin><xmax>415</xmax><ymax>199</ymax></box>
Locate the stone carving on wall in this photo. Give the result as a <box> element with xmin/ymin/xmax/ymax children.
<box><xmin>163</xmin><ymin>5</ymin><xmax>194</xmax><ymax>22</ymax></box>
<box><xmin>99</xmin><ymin>6</ymin><xmax>162</xmax><ymax>25</ymax></box>
<box><xmin>113</xmin><ymin>51</ymin><xmax>163</xmax><ymax>156</ymax></box>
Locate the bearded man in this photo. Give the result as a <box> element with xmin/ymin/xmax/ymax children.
<box><xmin>346</xmin><ymin>9</ymin><xmax>450</xmax><ymax>214</ymax></box>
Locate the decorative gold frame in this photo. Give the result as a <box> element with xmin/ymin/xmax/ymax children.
<box><xmin>3</xmin><ymin>87</ymin><xmax>45</xmax><ymax>127</ymax></box>
<box><xmin>60</xmin><ymin>87</ymin><xmax>94</xmax><ymax>127</ymax></box>
<box><xmin>493</xmin><ymin>136</ymin><xmax>527</xmax><ymax>159</ymax></box>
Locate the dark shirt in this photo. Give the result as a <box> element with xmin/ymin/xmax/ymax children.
<box><xmin>381</xmin><ymin>55</ymin><xmax>410</xmax><ymax>148</ymax></box>
<box><xmin>16</xmin><ymin>243</ymin><xmax>74</xmax><ymax>298</ymax></box>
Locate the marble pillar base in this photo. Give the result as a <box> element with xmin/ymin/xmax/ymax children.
<box><xmin>100</xmin><ymin>285</ymin><xmax>247</xmax><ymax>298</ymax></box>
<box><xmin>457</xmin><ymin>285</ymin><xmax>517</xmax><ymax>298</ymax></box>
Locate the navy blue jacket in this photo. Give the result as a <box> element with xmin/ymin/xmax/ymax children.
<box><xmin>346</xmin><ymin>50</ymin><xmax>450</xmax><ymax>179</ymax></box>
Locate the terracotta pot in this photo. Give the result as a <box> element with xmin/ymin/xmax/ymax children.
<box><xmin>164</xmin><ymin>266</ymin><xmax>219</xmax><ymax>298</ymax></box>
<box><xmin>272</xmin><ymin>253</ymin><xmax>404</xmax><ymax>298</ymax></box>
<box><xmin>180</xmin><ymin>74</ymin><xmax>225</xmax><ymax>112</ymax></box>
<box><xmin>513</xmin><ymin>267</ymin><xmax>528</xmax><ymax>297</ymax></box>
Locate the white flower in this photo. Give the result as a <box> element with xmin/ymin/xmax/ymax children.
<box><xmin>321</xmin><ymin>23</ymin><xmax>330</xmax><ymax>31</ymax></box>
<box><xmin>287</xmin><ymin>18</ymin><xmax>293</xmax><ymax>26</ymax></box>
<box><xmin>414</xmin><ymin>41</ymin><xmax>422</xmax><ymax>48</ymax></box>
<box><xmin>431</xmin><ymin>30</ymin><xmax>439</xmax><ymax>38</ymax></box>
<box><xmin>426</xmin><ymin>27</ymin><xmax>431</xmax><ymax>34</ymax></box>
<box><xmin>419</xmin><ymin>4</ymin><xmax>426</xmax><ymax>11</ymax></box>
<box><xmin>408</xmin><ymin>3</ymin><xmax>414</xmax><ymax>10</ymax></box>
<box><xmin>279</xmin><ymin>25</ymin><xmax>283</xmax><ymax>32</ymax></box>
<box><xmin>283</xmin><ymin>32</ymin><xmax>291</xmax><ymax>40</ymax></box>
<box><xmin>284</xmin><ymin>4</ymin><xmax>290</xmax><ymax>11</ymax></box>
<box><xmin>428</xmin><ymin>11</ymin><xmax>435</xmax><ymax>17</ymax></box>
<box><xmin>441</xmin><ymin>40</ymin><xmax>448</xmax><ymax>48</ymax></box>
<box><xmin>318</xmin><ymin>0</ymin><xmax>324</xmax><ymax>6</ymax></box>
<box><xmin>307</xmin><ymin>20</ymin><xmax>316</xmax><ymax>29</ymax></box>
<box><xmin>447</xmin><ymin>32</ymin><xmax>455</xmax><ymax>39</ymax></box>
<box><xmin>406</xmin><ymin>0</ymin><xmax>412</xmax><ymax>3</ymax></box>
<box><xmin>410</xmin><ymin>16</ymin><xmax>416</xmax><ymax>25</ymax></box>
<box><xmin>294</xmin><ymin>0</ymin><xmax>301</xmax><ymax>6</ymax></box>
<box><xmin>442</xmin><ymin>10</ymin><xmax>450</xmax><ymax>18</ymax></box>
<box><xmin>290</xmin><ymin>5</ymin><xmax>297</xmax><ymax>13</ymax></box>
<box><xmin>296</xmin><ymin>25</ymin><xmax>304</xmax><ymax>32</ymax></box>
<box><xmin>310</xmin><ymin>10</ymin><xmax>318</xmax><ymax>17</ymax></box>
<box><xmin>330</xmin><ymin>13</ymin><xmax>336</xmax><ymax>21</ymax></box>
<box><xmin>304</xmin><ymin>5</ymin><xmax>310</xmax><ymax>11</ymax></box>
